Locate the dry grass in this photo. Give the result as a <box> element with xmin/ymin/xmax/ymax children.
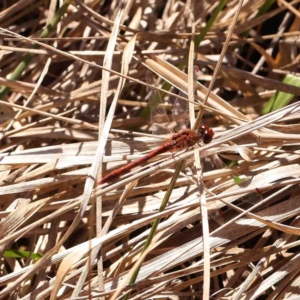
<box><xmin>1</xmin><ymin>0</ymin><xmax>300</xmax><ymax>299</ymax></box>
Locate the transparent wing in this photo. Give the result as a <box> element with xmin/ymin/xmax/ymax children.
<box><xmin>146</xmin><ymin>71</ymin><xmax>176</xmax><ymax>137</ymax></box>
<box><xmin>171</xmin><ymin>66</ymin><xmax>199</xmax><ymax>131</ymax></box>
<box><xmin>171</xmin><ymin>89</ymin><xmax>189</xmax><ymax>132</ymax></box>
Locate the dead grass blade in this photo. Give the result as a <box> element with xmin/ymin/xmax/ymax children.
<box><xmin>2</xmin><ymin>1</ymin><xmax>300</xmax><ymax>299</ymax></box>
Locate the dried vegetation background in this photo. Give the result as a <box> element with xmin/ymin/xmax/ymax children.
<box><xmin>1</xmin><ymin>0</ymin><xmax>300</xmax><ymax>299</ymax></box>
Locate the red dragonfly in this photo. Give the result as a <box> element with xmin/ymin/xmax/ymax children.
<box><xmin>98</xmin><ymin>70</ymin><xmax>214</xmax><ymax>186</ymax></box>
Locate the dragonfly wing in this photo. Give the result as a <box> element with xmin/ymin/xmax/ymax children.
<box><xmin>171</xmin><ymin>90</ymin><xmax>190</xmax><ymax>131</ymax></box>
<box><xmin>172</xmin><ymin>66</ymin><xmax>200</xmax><ymax>131</ymax></box>
<box><xmin>146</xmin><ymin>71</ymin><xmax>175</xmax><ymax>137</ymax></box>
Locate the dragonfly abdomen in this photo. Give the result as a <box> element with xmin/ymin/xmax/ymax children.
<box><xmin>98</xmin><ymin>143</ymin><xmax>173</xmax><ymax>184</ymax></box>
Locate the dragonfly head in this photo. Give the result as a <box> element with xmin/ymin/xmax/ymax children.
<box><xmin>198</xmin><ymin>124</ymin><xmax>214</xmax><ymax>144</ymax></box>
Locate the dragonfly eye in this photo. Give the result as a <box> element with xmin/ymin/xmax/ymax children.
<box><xmin>199</xmin><ymin>125</ymin><xmax>214</xmax><ymax>144</ymax></box>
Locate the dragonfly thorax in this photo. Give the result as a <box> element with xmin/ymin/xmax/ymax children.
<box><xmin>166</xmin><ymin>126</ymin><xmax>214</xmax><ymax>152</ymax></box>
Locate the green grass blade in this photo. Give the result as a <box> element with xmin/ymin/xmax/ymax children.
<box><xmin>0</xmin><ymin>0</ymin><xmax>72</xmax><ymax>99</ymax></box>
<box><xmin>262</xmin><ymin>74</ymin><xmax>300</xmax><ymax>114</ymax></box>
<box><xmin>194</xmin><ymin>0</ymin><xmax>227</xmax><ymax>48</ymax></box>
<box><xmin>123</xmin><ymin>161</ymin><xmax>184</xmax><ymax>300</ymax></box>
<box><xmin>4</xmin><ymin>249</ymin><xmax>43</xmax><ymax>260</ymax></box>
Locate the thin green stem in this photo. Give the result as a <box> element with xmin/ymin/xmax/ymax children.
<box><xmin>0</xmin><ymin>0</ymin><xmax>72</xmax><ymax>99</ymax></box>
<box><xmin>123</xmin><ymin>161</ymin><xmax>184</xmax><ymax>300</ymax></box>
